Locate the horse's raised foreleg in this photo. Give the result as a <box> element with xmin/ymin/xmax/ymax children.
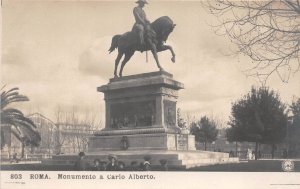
<box><xmin>114</xmin><ymin>52</ymin><xmax>123</xmax><ymax>78</ymax></box>
<box><xmin>157</xmin><ymin>45</ymin><xmax>176</xmax><ymax>63</ymax></box>
<box><xmin>149</xmin><ymin>43</ymin><xmax>164</xmax><ymax>72</ymax></box>
<box><xmin>119</xmin><ymin>51</ymin><xmax>134</xmax><ymax>77</ymax></box>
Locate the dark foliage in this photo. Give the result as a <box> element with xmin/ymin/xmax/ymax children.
<box><xmin>227</xmin><ymin>86</ymin><xmax>288</xmax><ymax>159</ymax></box>
<box><xmin>190</xmin><ymin>116</ymin><xmax>218</xmax><ymax>150</ymax></box>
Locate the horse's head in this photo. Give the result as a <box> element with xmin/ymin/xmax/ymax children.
<box><xmin>151</xmin><ymin>16</ymin><xmax>175</xmax><ymax>43</ymax></box>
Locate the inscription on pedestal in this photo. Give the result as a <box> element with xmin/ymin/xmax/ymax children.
<box><xmin>110</xmin><ymin>100</ymin><xmax>156</xmax><ymax>128</ymax></box>
<box><xmin>177</xmin><ymin>134</ymin><xmax>188</xmax><ymax>150</ymax></box>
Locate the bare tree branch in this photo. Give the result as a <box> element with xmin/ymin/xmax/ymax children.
<box><xmin>204</xmin><ymin>0</ymin><xmax>300</xmax><ymax>83</ymax></box>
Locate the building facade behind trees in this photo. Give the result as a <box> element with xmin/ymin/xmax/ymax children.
<box><xmin>1</xmin><ymin>113</ymin><xmax>99</xmax><ymax>159</ymax></box>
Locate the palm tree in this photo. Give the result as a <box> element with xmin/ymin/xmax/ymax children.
<box><xmin>1</xmin><ymin>86</ymin><xmax>41</xmax><ymax>157</ymax></box>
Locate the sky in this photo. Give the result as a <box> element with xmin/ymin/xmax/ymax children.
<box><xmin>1</xmin><ymin>0</ymin><xmax>300</xmax><ymax>127</ymax></box>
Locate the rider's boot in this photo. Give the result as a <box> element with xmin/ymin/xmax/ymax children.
<box><xmin>139</xmin><ymin>31</ymin><xmax>145</xmax><ymax>46</ymax></box>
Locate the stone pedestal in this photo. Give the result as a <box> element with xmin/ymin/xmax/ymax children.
<box><xmin>47</xmin><ymin>71</ymin><xmax>239</xmax><ymax>169</ymax></box>
<box><xmin>88</xmin><ymin>71</ymin><xmax>196</xmax><ymax>151</ymax></box>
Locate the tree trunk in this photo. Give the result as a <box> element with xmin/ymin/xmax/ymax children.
<box><xmin>30</xmin><ymin>146</ymin><xmax>34</xmax><ymax>154</ymax></box>
<box><xmin>235</xmin><ymin>141</ymin><xmax>238</xmax><ymax>157</ymax></box>
<box><xmin>271</xmin><ymin>144</ymin><xmax>275</xmax><ymax>159</ymax></box>
<box><xmin>21</xmin><ymin>143</ymin><xmax>25</xmax><ymax>158</ymax></box>
<box><xmin>56</xmin><ymin>144</ymin><xmax>61</xmax><ymax>155</ymax></box>
<box><xmin>204</xmin><ymin>141</ymin><xmax>207</xmax><ymax>151</ymax></box>
<box><xmin>258</xmin><ymin>143</ymin><xmax>260</xmax><ymax>159</ymax></box>
<box><xmin>255</xmin><ymin>142</ymin><xmax>258</xmax><ymax>160</ymax></box>
<box><xmin>8</xmin><ymin>146</ymin><xmax>11</xmax><ymax>159</ymax></box>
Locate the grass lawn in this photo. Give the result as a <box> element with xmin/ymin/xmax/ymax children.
<box><xmin>1</xmin><ymin>160</ymin><xmax>299</xmax><ymax>172</ymax></box>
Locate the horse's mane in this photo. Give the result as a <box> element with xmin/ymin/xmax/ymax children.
<box><xmin>151</xmin><ymin>16</ymin><xmax>173</xmax><ymax>35</ymax></box>
<box><xmin>150</xmin><ymin>16</ymin><xmax>174</xmax><ymax>43</ymax></box>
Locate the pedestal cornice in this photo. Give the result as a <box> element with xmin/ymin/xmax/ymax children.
<box><xmin>97</xmin><ymin>71</ymin><xmax>184</xmax><ymax>93</ymax></box>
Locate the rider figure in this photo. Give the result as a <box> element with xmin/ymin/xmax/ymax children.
<box><xmin>132</xmin><ymin>0</ymin><xmax>151</xmax><ymax>46</ymax></box>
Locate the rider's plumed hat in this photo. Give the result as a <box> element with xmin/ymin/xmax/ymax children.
<box><xmin>136</xmin><ymin>0</ymin><xmax>148</xmax><ymax>4</ymax></box>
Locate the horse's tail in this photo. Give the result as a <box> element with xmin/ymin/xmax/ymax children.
<box><xmin>108</xmin><ymin>35</ymin><xmax>121</xmax><ymax>54</ymax></box>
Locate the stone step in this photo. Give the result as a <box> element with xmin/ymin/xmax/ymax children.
<box><xmin>181</xmin><ymin>157</ymin><xmax>239</xmax><ymax>165</ymax></box>
<box><xmin>44</xmin><ymin>157</ymin><xmax>184</xmax><ymax>166</ymax></box>
<box><xmin>46</xmin><ymin>150</ymin><xmax>239</xmax><ymax>169</ymax></box>
<box><xmin>186</xmin><ymin>159</ymin><xmax>240</xmax><ymax>169</ymax></box>
<box><xmin>43</xmin><ymin>159</ymin><xmax>238</xmax><ymax>169</ymax></box>
<box><xmin>53</xmin><ymin>151</ymin><xmax>228</xmax><ymax>160</ymax></box>
<box><xmin>52</xmin><ymin>154</ymin><xmax>181</xmax><ymax>161</ymax></box>
<box><xmin>178</xmin><ymin>151</ymin><xmax>229</xmax><ymax>159</ymax></box>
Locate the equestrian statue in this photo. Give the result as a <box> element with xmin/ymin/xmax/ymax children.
<box><xmin>108</xmin><ymin>0</ymin><xmax>176</xmax><ymax>78</ymax></box>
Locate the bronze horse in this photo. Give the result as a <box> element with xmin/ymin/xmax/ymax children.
<box><xmin>108</xmin><ymin>16</ymin><xmax>176</xmax><ymax>77</ymax></box>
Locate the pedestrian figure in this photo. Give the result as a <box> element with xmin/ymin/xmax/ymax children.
<box><xmin>118</xmin><ymin>161</ymin><xmax>126</xmax><ymax>171</ymax></box>
<box><xmin>99</xmin><ymin>161</ymin><xmax>107</xmax><ymax>171</ymax></box>
<box><xmin>159</xmin><ymin>159</ymin><xmax>168</xmax><ymax>171</ymax></box>
<box><xmin>74</xmin><ymin>152</ymin><xmax>88</xmax><ymax>171</ymax></box>
<box><xmin>128</xmin><ymin>161</ymin><xmax>138</xmax><ymax>171</ymax></box>
<box><xmin>258</xmin><ymin>150</ymin><xmax>262</xmax><ymax>159</ymax></box>
<box><xmin>11</xmin><ymin>153</ymin><xmax>20</xmax><ymax>163</ymax></box>
<box><xmin>90</xmin><ymin>159</ymin><xmax>101</xmax><ymax>171</ymax></box>
<box><xmin>283</xmin><ymin>149</ymin><xmax>288</xmax><ymax>158</ymax></box>
<box><xmin>252</xmin><ymin>150</ymin><xmax>255</xmax><ymax>160</ymax></box>
<box><xmin>139</xmin><ymin>162</ymin><xmax>144</xmax><ymax>171</ymax></box>
<box><xmin>143</xmin><ymin>161</ymin><xmax>151</xmax><ymax>171</ymax></box>
<box><xmin>106</xmin><ymin>154</ymin><xmax>118</xmax><ymax>171</ymax></box>
<box><xmin>142</xmin><ymin>155</ymin><xmax>152</xmax><ymax>171</ymax></box>
<box><xmin>246</xmin><ymin>149</ymin><xmax>252</xmax><ymax>160</ymax></box>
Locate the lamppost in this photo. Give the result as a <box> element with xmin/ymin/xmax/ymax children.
<box><xmin>287</xmin><ymin>114</ymin><xmax>294</xmax><ymax>158</ymax></box>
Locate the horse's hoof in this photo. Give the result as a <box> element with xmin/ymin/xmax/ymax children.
<box><xmin>114</xmin><ymin>75</ymin><xmax>119</xmax><ymax>78</ymax></box>
<box><xmin>160</xmin><ymin>68</ymin><xmax>165</xmax><ymax>72</ymax></box>
<box><xmin>171</xmin><ymin>57</ymin><xmax>176</xmax><ymax>63</ymax></box>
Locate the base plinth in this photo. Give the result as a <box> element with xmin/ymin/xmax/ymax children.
<box><xmin>88</xmin><ymin>133</ymin><xmax>196</xmax><ymax>151</ymax></box>
<box><xmin>45</xmin><ymin>150</ymin><xmax>239</xmax><ymax>169</ymax></box>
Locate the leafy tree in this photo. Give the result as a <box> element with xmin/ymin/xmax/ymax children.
<box><xmin>226</xmin><ymin>127</ymin><xmax>243</xmax><ymax>157</ymax></box>
<box><xmin>291</xmin><ymin>98</ymin><xmax>300</xmax><ymax>127</ymax></box>
<box><xmin>1</xmin><ymin>87</ymin><xmax>41</xmax><ymax>156</ymax></box>
<box><xmin>204</xmin><ymin>0</ymin><xmax>300</xmax><ymax>83</ymax></box>
<box><xmin>228</xmin><ymin>86</ymin><xmax>288</xmax><ymax>159</ymax></box>
<box><xmin>288</xmin><ymin>98</ymin><xmax>300</xmax><ymax>157</ymax></box>
<box><xmin>190</xmin><ymin>116</ymin><xmax>218</xmax><ymax>151</ymax></box>
<box><xmin>0</xmin><ymin>130</ymin><xmax>5</xmax><ymax>149</ymax></box>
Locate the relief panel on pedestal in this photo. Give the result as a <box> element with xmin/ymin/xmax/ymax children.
<box><xmin>164</xmin><ymin>100</ymin><xmax>176</xmax><ymax>127</ymax></box>
<box><xmin>110</xmin><ymin>100</ymin><xmax>156</xmax><ymax>129</ymax></box>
